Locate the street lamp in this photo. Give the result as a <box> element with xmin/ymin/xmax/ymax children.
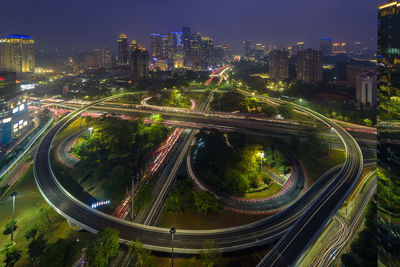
<box><xmin>258</xmin><ymin>152</ymin><xmax>265</xmax><ymax>172</ymax></box>
<box><xmin>170</xmin><ymin>227</ymin><xmax>176</xmax><ymax>267</ymax></box>
<box><xmin>10</xmin><ymin>192</ymin><xmax>18</xmax><ymax>243</ymax></box>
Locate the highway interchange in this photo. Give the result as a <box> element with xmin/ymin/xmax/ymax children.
<box><xmin>30</xmin><ymin>64</ymin><xmax>374</xmax><ymax>265</ymax></box>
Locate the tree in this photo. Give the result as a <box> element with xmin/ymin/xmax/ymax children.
<box><xmin>3</xmin><ymin>219</ymin><xmax>17</xmax><ymax>235</ymax></box>
<box><xmin>363</xmin><ymin>118</ymin><xmax>373</xmax><ymax>127</ymax></box>
<box><xmin>193</xmin><ymin>191</ymin><xmax>218</xmax><ymax>214</ymax></box>
<box><xmin>278</xmin><ymin>103</ymin><xmax>294</xmax><ymax>119</ymax></box>
<box><xmin>87</xmin><ymin>228</ymin><xmax>120</xmax><ymax>267</ymax></box>
<box><xmin>129</xmin><ymin>239</ymin><xmax>154</xmax><ymax>267</ymax></box>
<box><xmin>200</xmin><ymin>240</ymin><xmax>222</xmax><ymax>267</ymax></box>
<box><xmin>27</xmin><ymin>234</ymin><xmax>47</xmax><ymax>266</ymax></box>
<box><xmin>24</xmin><ymin>228</ymin><xmax>38</xmax><ymax>240</ymax></box>
<box><xmin>261</xmin><ymin>104</ymin><xmax>278</xmax><ymax>118</ymax></box>
<box><xmin>40</xmin><ymin>238</ymin><xmax>73</xmax><ymax>267</ymax></box>
<box><xmin>3</xmin><ymin>243</ymin><xmax>22</xmax><ymax>267</ymax></box>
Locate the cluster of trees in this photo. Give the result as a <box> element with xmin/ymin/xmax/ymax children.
<box><xmin>289</xmin><ymin>129</ymin><xmax>329</xmax><ymax>168</ymax></box>
<box><xmin>1</xmin><ymin>225</ymin><xmax>78</xmax><ymax>267</ymax></box>
<box><xmin>341</xmin><ymin>199</ymin><xmax>377</xmax><ymax>267</ymax></box>
<box><xmin>165</xmin><ymin>176</ymin><xmax>218</xmax><ymax>215</ymax></box>
<box><xmin>194</xmin><ymin>129</ymin><xmax>287</xmax><ymax>196</ymax></box>
<box><xmin>71</xmin><ymin>116</ymin><xmax>169</xmax><ymax>202</ymax></box>
<box><xmin>149</xmin><ymin>90</ymin><xmax>192</xmax><ymax>108</ymax></box>
<box><xmin>211</xmin><ymin>92</ymin><xmax>293</xmax><ymax>119</ymax></box>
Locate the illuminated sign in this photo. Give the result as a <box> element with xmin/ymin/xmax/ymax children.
<box><xmin>2</xmin><ymin>118</ymin><xmax>11</xmax><ymax>123</ymax></box>
<box><xmin>91</xmin><ymin>200</ymin><xmax>110</xmax><ymax>208</ymax></box>
<box><xmin>19</xmin><ymin>104</ymin><xmax>25</xmax><ymax>111</ymax></box>
<box><xmin>20</xmin><ymin>84</ymin><xmax>36</xmax><ymax>91</ymax></box>
<box><xmin>13</xmin><ymin>107</ymin><xmax>19</xmax><ymax>114</ymax></box>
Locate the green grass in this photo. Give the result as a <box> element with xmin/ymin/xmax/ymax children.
<box><xmin>157</xmin><ymin>207</ymin><xmax>268</xmax><ymax>230</ymax></box>
<box><xmin>243</xmin><ymin>182</ymin><xmax>282</xmax><ymax>199</ymax></box>
<box><xmin>303</xmin><ymin>148</ymin><xmax>346</xmax><ymax>185</ymax></box>
<box><xmin>0</xmin><ymin>166</ymin><xmax>93</xmax><ymax>266</ymax></box>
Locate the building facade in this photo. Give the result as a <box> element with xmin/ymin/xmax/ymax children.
<box><xmin>131</xmin><ymin>47</ymin><xmax>149</xmax><ymax>80</ymax></box>
<box><xmin>269</xmin><ymin>50</ymin><xmax>289</xmax><ymax>80</ymax></box>
<box><xmin>296</xmin><ymin>49</ymin><xmax>323</xmax><ymax>83</ymax></box>
<box><xmin>377</xmin><ymin>1</ymin><xmax>400</xmax><ymax>264</ymax></box>
<box><xmin>0</xmin><ymin>34</ymin><xmax>35</xmax><ymax>73</ymax></box>
<box><xmin>117</xmin><ymin>33</ymin><xmax>129</xmax><ymax>66</ymax></box>
<box><xmin>356</xmin><ymin>71</ymin><xmax>377</xmax><ymax>109</ymax></box>
<box><xmin>320</xmin><ymin>38</ymin><xmax>333</xmax><ymax>56</ymax></box>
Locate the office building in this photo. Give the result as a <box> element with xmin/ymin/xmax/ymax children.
<box><xmin>243</xmin><ymin>40</ymin><xmax>252</xmax><ymax>57</ymax></box>
<box><xmin>0</xmin><ymin>72</ymin><xmax>29</xmax><ymax>145</ymax></box>
<box><xmin>356</xmin><ymin>71</ymin><xmax>377</xmax><ymax>109</ymax></box>
<box><xmin>320</xmin><ymin>38</ymin><xmax>333</xmax><ymax>56</ymax></box>
<box><xmin>332</xmin><ymin>42</ymin><xmax>347</xmax><ymax>54</ymax></box>
<box><xmin>297</xmin><ymin>49</ymin><xmax>323</xmax><ymax>83</ymax></box>
<box><xmin>0</xmin><ymin>34</ymin><xmax>35</xmax><ymax>73</ymax></box>
<box><xmin>269</xmin><ymin>50</ymin><xmax>289</xmax><ymax>80</ymax></box>
<box><xmin>150</xmin><ymin>33</ymin><xmax>168</xmax><ymax>62</ymax></box>
<box><xmin>295</xmin><ymin>42</ymin><xmax>305</xmax><ymax>53</ymax></box>
<box><xmin>117</xmin><ymin>33</ymin><xmax>129</xmax><ymax>66</ymax></box>
<box><xmin>103</xmin><ymin>48</ymin><xmax>112</xmax><ymax>69</ymax></box>
<box><xmin>131</xmin><ymin>47</ymin><xmax>149</xmax><ymax>80</ymax></box>
<box><xmin>377</xmin><ymin>1</ymin><xmax>400</xmax><ymax>263</ymax></box>
<box><xmin>94</xmin><ymin>49</ymin><xmax>103</xmax><ymax>69</ymax></box>
<box><xmin>84</xmin><ymin>53</ymin><xmax>96</xmax><ymax>68</ymax></box>
<box><xmin>182</xmin><ymin>27</ymin><xmax>192</xmax><ymax>66</ymax></box>
<box><xmin>346</xmin><ymin>64</ymin><xmax>371</xmax><ymax>87</ymax></box>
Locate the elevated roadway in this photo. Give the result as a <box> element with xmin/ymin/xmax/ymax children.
<box><xmin>34</xmin><ymin>93</ymin><xmax>363</xmax><ymax>255</ymax></box>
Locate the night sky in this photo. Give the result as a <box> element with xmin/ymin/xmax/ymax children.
<box><xmin>0</xmin><ymin>0</ymin><xmax>379</xmax><ymax>51</ymax></box>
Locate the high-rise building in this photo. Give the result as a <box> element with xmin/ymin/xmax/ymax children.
<box><xmin>94</xmin><ymin>49</ymin><xmax>103</xmax><ymax>69</ymax></box>
<box><xmin>182</xmin><ymin>27</ymin><xmax>192</xmax><ymax>66</ymax></box>
<box><xmin>296</xmin><ymin>49</ymin><xmax>323</xmax><ymax>83</ymax></box>
<box><xmin>84</xmin><ymin>53</ymin><xmax>96</xmax><ymax>68</ymax></box>
<box><xmin>295</xmin><ymin>42</ymin><xmax>305</xmax><ymax>53</ymax></box>
<box><xmin>356</xmin><ymin>71</ymin><xmax>377</xmax><ymax>109</ymax></box>
<box><xmin>150</xmin><ymin>33</ymin><xmax>168</xmax><ymax>62</ymax></box>
<box><xmin>103</xmin><ymin>48</ymin><xmax>112</xmax><ymax>69</ymax></box>
<box><xmin>117</xmin><ymin>33</ymin><xmax>129</xmax><ymax>66</ymax></box>
<box><xmin>0</xmin><ymin>34</ymin><xmax>35</xmax><ymax>73</ymax></box>
<box><xmin>222</xmin><ymin>44</ymin><xmax>232</xmax><ymax>62</ymax></box>
<box><xmin>131</xmin><ymin>47</ymin><xmax>149</xmax><ymax>80</ymax></box>
<box><xmin>320</xmin><ymin>38</ymin><xmax>333</xmax><ymax>56</ymax></box>
<box><xmin>167</xmin><ymin>32</ymin><xmax>184</xmax><ymax>68</ymax></box>
<box><xmin>377</xmin><ymin>1</ymin><xmax>400</xmax><ymax>263</ymax></box>
<box><xmin>332</xmin><ymin>42</ymin><xmax>347</xmax><ymax>54</ymax></box>
<box><xmin>243</xmin><ymin>40</ymin><xmax>252</xmax><ymax>57</ymax></box>
<box><xmin>269</xmin><ymin>50</ymin><xmax>289</xmax><ymax>80</ymax></box>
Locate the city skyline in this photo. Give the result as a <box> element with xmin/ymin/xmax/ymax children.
<box><xmin>0</xmin><ymin>0</ymin><xmax>378</xmax><ymax>51</ymax></box>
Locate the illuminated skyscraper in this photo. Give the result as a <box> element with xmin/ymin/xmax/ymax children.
<box><xmin>269</xmin><ymin>50</ymin><xmax>289</xmax><ymax>80</ymax></box>
<box><xmin>332</xmin><ymin>42</ymin><xmax>347</xmax><ymax>54</ymax></box>
<box><xmin>150</xmin><ymin>33</ymin><xmax>168</xmax><ymax>62</ymax></box>
<box><xmin>0</xmin><ymin>34</ymin><xmax>35</xmax><ymax>73</ymax></box>
<box><xmin>377</xmin><ymin>1</ymin><xmax>400</xmax><ymax>264</ymax></box>
<box><xmin>117</xmin><ymin>33</ymin><xmax>129</xmax><ymax>66</ymax></box>
<box><xmin>320</xmin><ymin>38</ymin><xmax>333</xmax><ymax>56</ymax></box>
<box><xmin>296</xmin><ymin>49</ymin><xmax>323</xmax><ymax>83</ymax></box>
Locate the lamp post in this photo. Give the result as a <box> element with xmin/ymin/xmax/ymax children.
<box><xmin>258</xmin><ymin>152</ymin><xmax>265</xmax><ymax>172</ymax></box>
<box><xmin>10</xmin><ymin>192</ymin><xmax>18</xmax><ymax>243</ymax></box>
<box><xmin>170</xmin><ymin>227</ymin><xmax>176</xmax><ymax>267</ymax></box>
